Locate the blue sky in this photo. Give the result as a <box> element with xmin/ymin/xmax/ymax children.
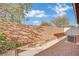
<box><xmin>21</xmin><ymin>3</ymin><xmax>77</xmax><ymax>25</ymax></box>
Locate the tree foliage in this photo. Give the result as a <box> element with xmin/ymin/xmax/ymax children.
<box><xmin>52</xmin><ymin>15</ymin><xmax>71</xmax><ymax>27</ymax></box>
<box><xmin>40</xmin><ymin>21</ymin><xmax>51</xmax><ymax>26</ymax></box>
<box><xmin>0</xmin><ymin>3</ymin><xmax>32</xmax><ymax>23</ymax></box>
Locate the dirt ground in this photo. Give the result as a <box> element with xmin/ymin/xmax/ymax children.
<box><xmin>0</xmin><ymin>22</ymin><xmax>64</xmax><ymax>48</ymax></box>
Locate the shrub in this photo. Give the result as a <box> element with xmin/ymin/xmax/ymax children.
<box><xmin>0</xmin><ymin>33</ymin><xmax>21</xmax><ymax>53</ymax></box>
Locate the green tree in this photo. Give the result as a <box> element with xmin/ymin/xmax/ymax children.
<box><xmin>0</xmin><ymin>3</ymin><xmax>32</xmax><ymax>23</ymax></box>
<box><xmin>52</xmin><ymin>15</ymin><xmax>71</xmax><ymax>27</ymax></box>
<box><xmin>22</xmin><ymin>3</ymin><xmax>32</xmax><ymax>21</ymax></box>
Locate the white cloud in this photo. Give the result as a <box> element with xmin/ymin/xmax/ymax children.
<box><xmin>56</xmin><ymin>3</ymin><xmax>72</xmax><ymax>14</ymax></box>
<box><xmin>33</xmin><ymin>20</ymin><xmax>41</xmax><ymax>26</ymax></box>
<box><xmin>27</xmin><ymin>10</ymin><xmax>47</xmax><ymax>18</ymax></box>
<box><xmin>49</xmin><ymin>3</ymin><xmax>72</xmax><ymax>17</ymax></box>
<box><xmin>53</xmin><ymin>12</ymin><xmax>66</xmax><ymax>18</ymax></box>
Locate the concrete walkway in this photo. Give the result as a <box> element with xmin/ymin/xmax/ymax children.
<box><xmin>18</xmin><ymin>36</ymin><xmax>66</xmax><ymax>56</ymax></box>
<box><xmin>35</xmin><ymin>38</ymin><xmax>79</xmax><ymax>56</ymax></box>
